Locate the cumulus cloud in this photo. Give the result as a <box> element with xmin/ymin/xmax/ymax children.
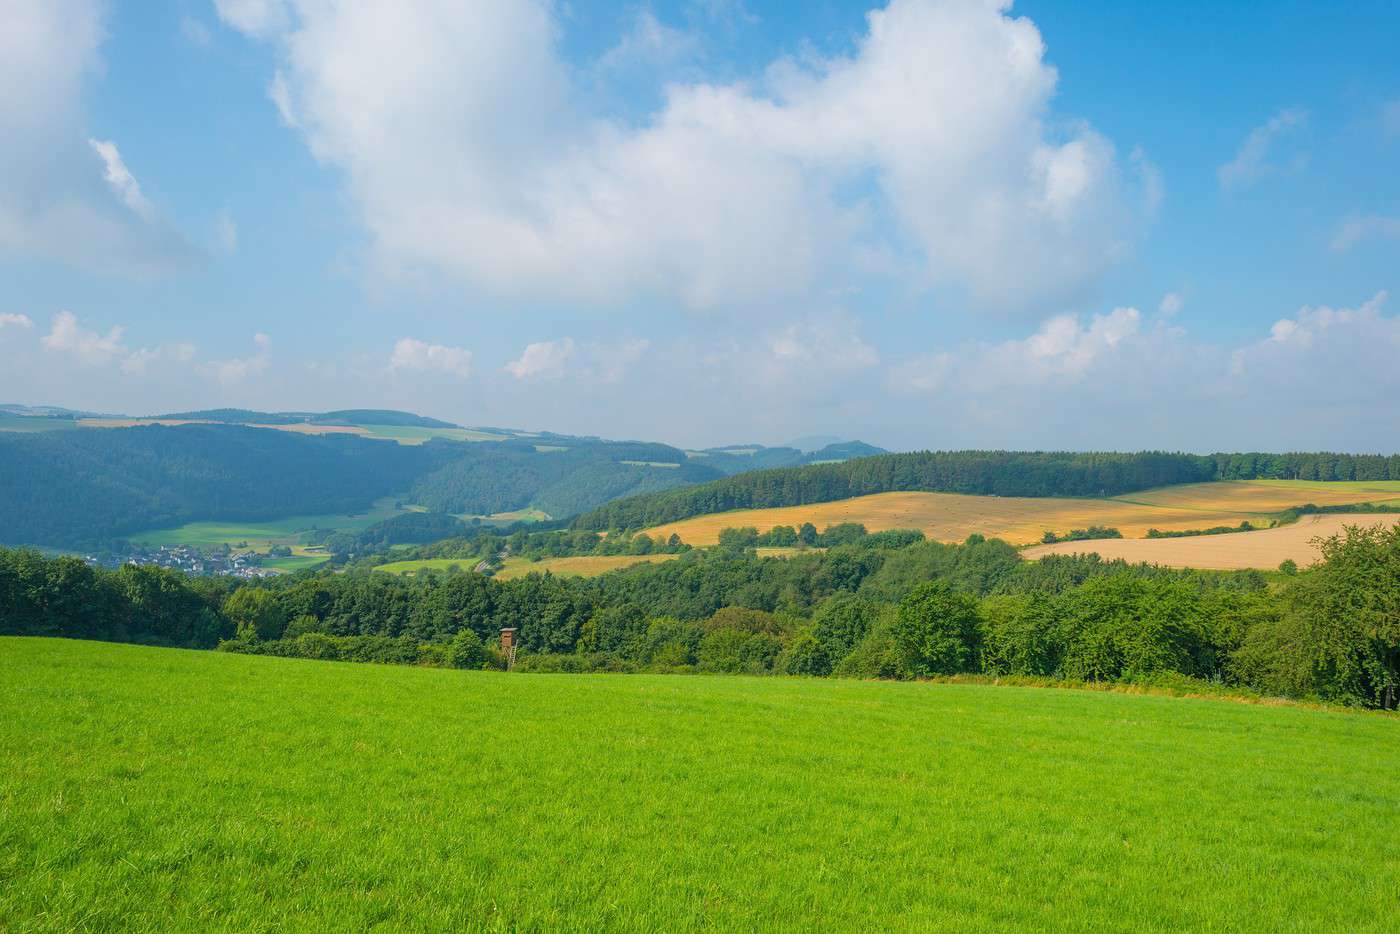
<box><xmin>891</xmin><ymin>306</ymin><xmax>1141</xmax><ymax>394</ymax></box>
<box><xmin>202</xmin><ymin>333</ymin><xmax>271</xmax><ymax>384</ymax></box>
<box><xmin>505</xmin><ymin>339</ymin><xmax>577</xmax><ymax>380</ymax></box>
<box><xmin>218</xmin><ymin>0</ymin><xmax>1146</xmax><ymax>313</ymax></box>
<box><xmin>214</xmin><ymin>210</ymin><xmax>239</xmax><ymax>254</ymax></box>
<box><xmin>389</xmin><ymin>338</ymin><xmax>473</xmax><ymax>378</ymax></box>
<box><xmin>0</xmin><ymin>313</ymin><xmax>34</xmax><ymax>331</ymax></box>
<box><xmin>41</xmin><ymin>310</ymin><xmax>128</xmax><ymax>364</ymax></box>
<box><xmin>122</xmin><ymin>342</ymin><xmax>197</xmax><ymax>375</ymax></box>
<box><xmin>89</xmin><ymin>139</ymin><xmax>155</xmax><ymax>221</ymax></box>
<box><xmin>598</xmin><ymin>9</ymin><xmax>700</xmax><ymax>72</ymax></box>
<box><xmin>0</xmin><ymin>0</ymin><xmax>196</xmax><ymax>276</ymax></box>
<box><xmin>1158</xmin><ymin>292</ymin><xmax>1184</xmax><ymax>316</ymax></box>
<box><xmin>213</xmin><ymin>0</ymin><xmax>289</xmax><ymax>38</ymax></box>
<box><xmin>1330</xmin><ymin>214</ymin><xmax>1400</xmax><ymax>253</ymax></box>
<box><xmin>1218</xmin><ymin>108</ymin><xmax>1308</xmax><ymax>190</ymax></box>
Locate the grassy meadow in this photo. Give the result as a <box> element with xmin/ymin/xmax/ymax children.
<box><xmin>3</xmin><ymin>638</ymin><xmax>1399</xmax><ymax>931</ymax></box>
<box><xmin>129</xmin><ymin>498</ymin><xmax>405</xmax><ymax>551</ymax></box>
<box><xmin>644</xmin><ymin>480</ymin><xmax>1400</xmax><ymax>548</ymax></box>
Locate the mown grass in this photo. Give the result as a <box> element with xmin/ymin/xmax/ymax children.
<box><xmin>3</xmin><ymin>638</ymin><xmax>1399</xmax><ymax>931</ymax></box>
<box><xmin>129</xmin><ymin>497</ymin><xmax>405</xmax><ymax>550</ymax></box>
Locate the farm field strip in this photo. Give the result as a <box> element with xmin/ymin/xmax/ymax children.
<box><xmin>3</xmin><ymin>638</ymin><xmax>1398</xmax><ymax>931</ymax></box>
<box><xmin>644</xmin><ymin>481</ymin><xmax>1400</xmax><ymax>547</ymax></box>
<box><xmin>1022</xmin><ymin>513</ymin><xmax>1399</xmax><ymax>570</ymax></box>
<box><xmin>374</xmin><ymin>553</ymin><xmax>681</xmax><ymax>579</ymax></box>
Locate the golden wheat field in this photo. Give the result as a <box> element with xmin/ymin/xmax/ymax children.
<box><xmin>643</xmin><ymin>481</ymin><xmax>1400</xmax><ymax>547</ymax></box>
<box><xmin>492</xmin><ymin>553</ymin><xmax>681</xmax><ymax>580</ymax></box>
<box><xmin>1022</xmin><ymin>514</ymin><xmax>1398</xmax><ymax>570</ymax></box>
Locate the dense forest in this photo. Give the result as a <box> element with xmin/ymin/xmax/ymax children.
<box><xmin>0</xmin><ymin>422</ymin><xmax>885</xmax><ymax>547</ymax></box>
<box><xmin>405</xmin><ymin>441</ymin><xmax>722</xmax><ymax>517</ymax></box>
<box><xmin>0</xmin><ymin>425</ymin><xmax>461</xmax><ymax>548</ymax></box>
<box><xmin>6</xmin><ymin>521</ymin><xmax>1399</xmax><ymax>708</ymax></box>
<box><xmin>575</xmin><ymin>450</ymin><xmax>1400</xmax><ymax>530</ymax></box>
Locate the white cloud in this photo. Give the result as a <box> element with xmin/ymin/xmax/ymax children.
<box><xmin>0</xmin><ymin>0</ymin><xmax>195</xmax><ymax>276</ymax></box>
<box><xmin>592</xmin><ymin>339</ymin><xmax>651</xmax><ymax>383</ymax></box>
<box><xmin>389</xmin><ymin>338</ymin><xmax>473</xmax><ymax>378</ymax></box>
<box><xmin>41</xmin><ymin>310</ymin><xmax>127</xmax><ymax>364</ymax></box>
<box><xmin>122</xmin><ymin>342</ymin><xmax>197</xmax><ymax>374</ymax></box>
<box><xmin>1218</xmin><ymin>108</ymin><xmax>1308</xmax><ymax>190</ymax></box>
<box><xmin>0</xmin><ymin>313</ymin><xmax>34</xmax><ymax>331</ymax></box>
<box><xmin>267</xmin><ymin>71</ymin><xmax>296</xmax><ymax>127</ymax></box>
<box><xmin>89</xmin><ymin>139</ymin><xmax>155</xmax><ymax>221</ymax></box>
<box><xmin>180</xmin><ymin>16</ymin><xmax>213</xmax><ymax>46</ymax></box>
<box><xmin>893</xmin><ymin>306</ymin><xmax>1141</xmax><ymax>394</ymax></box>
<box><xmin>1158</xmin><ymin>292</ymin><xmax>1184</xmax><ymax>316</ymax></box>
<box><xmin>598</xmin><ymin>10</ymin><xmax>700</xmax><ymax>72</ymax></box>
<box><xmin>213</xmin><ymin>0</ymin><xmax>289</xmax><ymax>38</ymax></box>
<box><xmin>1384</xmin><ymin>99</ymin><xmax>1400</xmax><ymax>137</ymax></box>
<box><xmin>1330</xmin><ymin>214</ymin><xmax>1400</xmax><ymax>253</ymax></box>
<box><xmin>218</xmin><ymin>0</ymin><xmax>1146</xmax><ymax>313</ymax></box>
<box><xmin>505</xmin><ymin>339</ymin><xmax>577</xmax><ymax>380</ymax></box>
<box><xmin>215</xmin><ymin>210</ymin><xmax>239</xmax><ymax>254</ymax></box>
<box><xmin>202</xmin><ymin>333</ymin><xmax>271</xmax><ymax>384</ymax></box>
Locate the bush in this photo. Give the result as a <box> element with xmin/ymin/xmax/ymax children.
<box><xmin>448</xmin><ymin>629</ymin><xmax>485</xmax><ymax>669</ymax></box>
<box><xmin>890</xmin><ymin>582</ymin><xmax>981</xmax><ymax>677</ymax></box>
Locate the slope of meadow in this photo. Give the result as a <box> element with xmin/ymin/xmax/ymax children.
<box><xmin>3</xmin><ymin>638</ymin><xmax>1398</xmax><ymax>931</ymax></box>
<box><xmin>643</xmin><ymin>481</ymin><xmax>1400</xmax><ymax>547</ymax></box>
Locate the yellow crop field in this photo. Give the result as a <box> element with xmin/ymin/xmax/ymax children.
<box><xmin>493</xmin><ymin>554</ymin><xmax>681</xmax><ymax>580</ymax></box>
<box><xmin>643</xmin><ymin>481</ymin><xmax>1400</xmax><ymax>547</ymax></box>
<box><xmin>1022</xmin><ymin>514</ymin><xmax>1399</xmax><ymax>570</ymax></box>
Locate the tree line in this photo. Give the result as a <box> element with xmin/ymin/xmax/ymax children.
<box><xmin>573</xmin><ymin>450</ymin><xmax>1400</xmax><ymax>531</ymax></box>
<box><xmin>6</xmin><ymin>521</ymin><xmax>1399</xmax><ymax>708</ymax></box>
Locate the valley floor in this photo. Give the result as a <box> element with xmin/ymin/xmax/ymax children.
<box><xmin>3</xmin><ymin>638</ymin><xmax>1398</xmax><ymax>930</ymax></box>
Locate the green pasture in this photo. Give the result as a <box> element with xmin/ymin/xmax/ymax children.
<box><xmin>374</xmin><ymin>557</ymin><xmax>478</xmax><ymax>575</ymax></box>
<box><xmin>3</xmin><ymin>638</ymin><xmax>1398</xmax><ymax>931</ymax></box>
<box><xmin>129</xmin><ymin>498</ymin><xmax>404</xmax><ymax>550</ymax></box>
<box><xmin>0</xmin><ymin>414</ymin><xmax>80</xmax><ymax>433</ymax></box>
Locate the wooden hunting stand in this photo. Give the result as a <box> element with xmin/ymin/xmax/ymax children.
<box><xmin>499</xmin><ymin>627</ymin><xmax>518</xmax><ymax>670</ymax></box>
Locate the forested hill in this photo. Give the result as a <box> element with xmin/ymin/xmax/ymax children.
<box><xmin>573</xmin><ymin>450</ymin><xmax>1400</xmax><ymax>530</ymax></box>
<box><xmin>0</xmin><ymin>425</ymin><xmax>461</xmax><ymax>548</ymax></box>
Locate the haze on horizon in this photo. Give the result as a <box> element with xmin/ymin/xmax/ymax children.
<box><xmin>1</xmin><ymin>0</ymin><xmax>1398</xmax><ymax>452</ymax></box>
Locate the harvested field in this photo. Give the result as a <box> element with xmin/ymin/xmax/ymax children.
<box><xmin>644</xmin><ymin>481</ymin><xmax>1400</xmax><ymax>547</ymax></box>
<box><xmin>494</xmin><ymin>554</ymin><xmax>681</xmax><ymax>580</ymax></box>
<box><xmin>1022</xmin><ymin>514</ymin><xmax>1398</xmax><ymax>570</ymax></box>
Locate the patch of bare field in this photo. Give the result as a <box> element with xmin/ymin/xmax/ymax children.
<box><xmin>1022</xmin><ymin>514</ymin><xmax>1399</xmax><ymax>570</ymax></box>
<box><xmin>493</xmin><ymin>553</ymin><xmax>681</xmax><ymax>580</ymax></box>
<box><xmin>248</xmin><ymin>423</ymin><xmax>370</xmax><ymax>437</ymax></box>
<box><xmin>643</xmin><ymin>482</ymin><xmax>1400</xmax><ymax>548</ymax></box>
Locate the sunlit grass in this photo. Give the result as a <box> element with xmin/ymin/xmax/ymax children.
<box><xmin>3</xmin><ymin>638</ymin><xmax>1398</xmax><ymax>931</ymax></box>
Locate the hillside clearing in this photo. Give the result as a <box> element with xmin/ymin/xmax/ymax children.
<box><xmin>644</xmin><ymin>481</ymin><xmax>1400</xmax><ymax>546</ymax></box>
<box><xmin>130</xmin><ymin>498</ymin><xmax>405</xmax><ymax>551</ymax></box>
<box><xmin>1022</xmin><ymin>513</ymin><xmax>1399</xmax><ymax>569</ymax></box>
<box><xmin>3</xmin><ymin>638</ymin><xmax>1398</xmax><ymax>930</ymax></box>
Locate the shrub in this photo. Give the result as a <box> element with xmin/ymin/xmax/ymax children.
<box><xmin>890</xmin><ymin>582</ymin><xmax>981</xmax><ymax>677</ymax></box>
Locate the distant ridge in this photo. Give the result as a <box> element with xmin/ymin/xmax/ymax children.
<box><xmin>153</xmin><ymin>408</ymin><xmax>460</xmax><ymax>429</ymax></box>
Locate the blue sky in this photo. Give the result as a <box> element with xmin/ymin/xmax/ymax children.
<box><xmin>2</xmin><ymin>0</ymin><xmax>1398</xmax><ymax>451</ymax></box>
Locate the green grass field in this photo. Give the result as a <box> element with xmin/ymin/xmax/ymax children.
<box><xmin>0</xmin><ymin>414</ymin><xmax>81</xmax><ymax>433</ymax></box>
<box><xmin>129</xmin><ymin>498</ymin><xmax>406</xmax><ymax>550</ymax></box>
<box><xmin>3</xmin><ymin>638</ymin><xmax>1398</xmax><ymax>931</ymax></box>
